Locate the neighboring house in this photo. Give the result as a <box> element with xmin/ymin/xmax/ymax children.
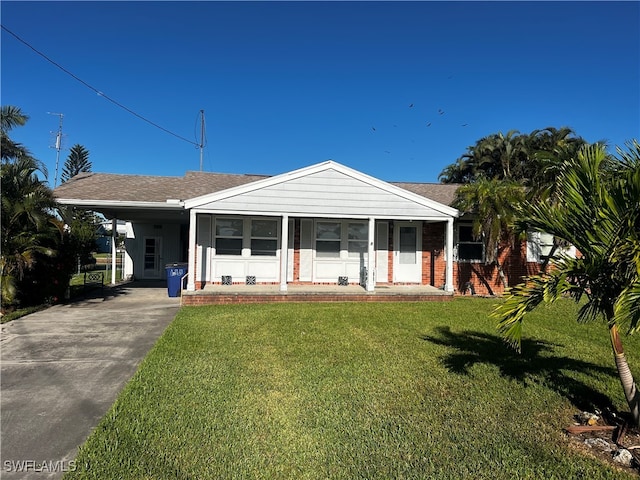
<box><xmin>53</xmin><ymin>160</ymin><xmax>551</xmax><ymax>295</ymax></box>
<box><xmin>95</xmin><ymin>220</ymin><xmax>127</xmax><ymax>253</ymax></box>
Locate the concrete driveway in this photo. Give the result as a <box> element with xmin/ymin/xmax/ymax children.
<box><xmin>1</xmin><ymin>282</ymin><xmax>180</xmax><ymax>479</ymax></box>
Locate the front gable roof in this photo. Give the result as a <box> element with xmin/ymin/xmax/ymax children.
<box><xmin>54</xmin><ymin>162</ymin><xmax>461</xmax><ymax>221</ymax></box>
<box><xmin>184</xmin><ymin>161</ymin><xmax>459</xmax><ymax>219</ymax></box>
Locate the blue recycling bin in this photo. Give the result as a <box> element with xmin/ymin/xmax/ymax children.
<box><xmin>166</xmin><ymin>263</ymin><xmax>188</xmax><ymax>297</ymax></box>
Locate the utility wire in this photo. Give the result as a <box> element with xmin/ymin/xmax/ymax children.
<box><xmin>2</xmin><ymin>25</ymin><xmax>199</xmax><ymax>147</ymax></box>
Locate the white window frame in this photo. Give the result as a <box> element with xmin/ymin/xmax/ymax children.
<box><xmin>215</xmin><ymin>217</ymin><xmax>282</xmax><ymax>258</ymax></box>
<box><xmin>214</xmin><ymin>218</ymin><xmax>244</xmax><ymax>256</ymax></box>
<box><xmin>527</xmin><ymin>231</ymin><xmax>577</xmax><ymax>263</ymax></box>
<box><xmin>347</xmin><ymin>222</ymin><xmax>368</xmax><ymax>258</ymax></box>
<box><xmin>315</xmin><ymin>221</ymin><xmax>342</xmax><ymax>258</ymax></box>
<box><xmin>313</xmin><ymin>220</ymin><xmax>370</xmax><ymax>260</ymax></box>
<box><xmin>250</xmin><ymin>219</ymin><xmax>278</xmax><ymax>257</ymax></box>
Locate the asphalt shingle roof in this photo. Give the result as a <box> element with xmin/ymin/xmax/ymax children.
<box><xmin>54</xmin><ymin>171</ymin><xmax>460</xmax><ymax>207</ymax></box>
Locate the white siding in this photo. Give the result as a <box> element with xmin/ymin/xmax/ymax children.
<box><xmin>195</xmin><ymin>169</ymin><xmax>450</xmax><ymax>219</ymax></box>
<box><xmin>196</xmin><ymin>215</ymin><xmax>212</xmax><ymax>283</ymax></box>
<box><xmin>128</xmin><ymin>223</ymin><xmax>181</xmax><ymax>279</ymax></box>
<box><xmin>299</xmin><ymin>219</ymin><xmax>313</xmax><ymax>281</ymax></box>
<box><xmin>375</xmin><ymin>222</ymin><xmax>389</xmax><ymax>283</ymax></box>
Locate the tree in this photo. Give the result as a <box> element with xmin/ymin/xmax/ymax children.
<box><xmin>453</xmin><ymin>177</ymin><xmax>525</xmax><ymax>288</ymax></box>
<box><xmin>59</xmin><ymin>144</ymin><xmax>96</xmax><ymax>270</ymax></box>
<box><xmin>58</xmin><ymin>205</ymin><xmax>98</xmax><ymax>272</ymax></box>
<box><xmin>61</xmin><ymin>144</ymin><xmax>91</xmax><ymax>183</ymax></box>
<box><xmin>0</xmin><ymin>106</ymin><xmax>74</xmax><ymax>309</ymax></box>
<box><xmin>1</xmin><ymin>154</ymin><xmax>63</xmax><ymax>307</ymax></box>
<box><xmin>439</xmin><ymin>130</ymin><xmax>529</xmax><ymax>184</ymax></box>
<box><xmin>438</xmin><ymin>127</ymin><xmax>588</xmax><ymax>189</ymax></box>
<box><xmin>495</xmin><ymin>141</ymin><xmax>640</xmax><ymax>425</ymax></box>
<box><xmin>526</xmin><ymin>127</ymin><xmax>591</xmax><ymax>202</ymax></box>
<box><xmin>1</xmin><ymin>106</ymin><xmax>32</xmax><ymax>162</ymax></box>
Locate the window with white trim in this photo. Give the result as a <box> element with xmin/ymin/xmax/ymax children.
<box><xmin>456</xmin><ymin>224</ymin><xmax>484</xmax><ymax>262</ymax></box>
<box><xmin>251</xmin><ymin>219</ymin><xmax>278</xmax><ymax>256</ymax></box>
<box><xmin>527</xmin><ymin>231</ymin><xmax>555</xmax><ymax>263</ymax></box>
<box><xmin>347</xmin><ymin>222</ymin><xmax>368</xmax><ymax>258</ymax></box>
<box><xmin>215</xmin><ymin>218</ymin><xmax>243</xmax><ymax>255</ymax></box>
<box><xmin>316</xmin><ymin>222</ymin><xmax>341</xmax><ymax>258</ymax></box>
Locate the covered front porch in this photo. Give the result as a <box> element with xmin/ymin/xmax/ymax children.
<box><xmin>185</xmin><ymin>161</ymin><xmax>460</xmax><ymax>295</ymax></box>
<box><xmin>181</xmin><ymin>283</ymin><xmax>453</xmax><ymax>305</ymax></box>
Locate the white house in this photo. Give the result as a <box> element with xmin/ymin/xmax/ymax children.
<box><xmin>55</xmin><ymin>161</ymin><xmax>459</xmax><ymax>293</ymax></box>
<box><xmin>54</xmin><ymin>160</ymin><xmax>554</xmax><ymax>297</ymax></box>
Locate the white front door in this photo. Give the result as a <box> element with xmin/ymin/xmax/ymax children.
<box><xmin>393</xmin><ymin>222</ymin><xmax>422</xmax><ymax>283</ymax></box>
<box><xmin>143</xmin><ymin>236</ymin><xmax>163</xmax><ymax>279</ymax></box>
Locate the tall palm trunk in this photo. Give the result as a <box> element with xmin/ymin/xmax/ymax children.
<box><xmin>495</xmin><ymin>258</ymin><xmax>507</xmax><ymax>289</ymax></box>
<box><xmin>610</xmin><ymin>324</ymin><xmax>640</xmax><ymax>426</ymax></box>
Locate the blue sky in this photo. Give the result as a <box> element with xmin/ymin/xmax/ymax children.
<box><xmin>2</xmin><ymin>1</ymin><xmax>639</xmax><ymax>186</ymax></box>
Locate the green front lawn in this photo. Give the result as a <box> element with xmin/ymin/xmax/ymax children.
<box><xmin>66</xmin><ymin>299</ymin><xmax>638</xmax><ymax>479</ymax></box>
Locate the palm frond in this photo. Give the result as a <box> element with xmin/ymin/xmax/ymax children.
<box><xmin>494</xmin><ymin>271</ymin><xmax>572</xmax><ymax>352</ymax></box>
<box><xmin>614</xmin><ymin>282</ymin><xmax>640</xmax><ymax>334</ymax></box>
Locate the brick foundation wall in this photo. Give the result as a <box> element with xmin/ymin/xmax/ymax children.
<box><xmin>181</xmin><ymin>292</ymin><xmax>453</xmax><ymax>305</ymax></box>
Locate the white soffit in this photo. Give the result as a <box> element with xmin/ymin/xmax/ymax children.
<box><xmin>184</xmin><ymin>161</ymin><xmax>459</xmax><ymax>219</ymax></box>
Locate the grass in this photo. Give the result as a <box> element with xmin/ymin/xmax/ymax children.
<box><xmin>0</xmin><ymin>305</ymin><xmax>49</xmax><ymax>324</ymax></box>
<box><xmin>65</xmin><ymin>298</ymin><xmax>639</xmax><ymax>479</ymax></box>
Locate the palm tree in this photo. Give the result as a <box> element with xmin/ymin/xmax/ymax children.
<box><xmin>1</xmin><ymin>106</ymin><xmax>32</xmax><ymax>162</ymax></box>
<box><xmin>1</xmin><ymin>155</ymin><xmax>62</xmax><ymax>307</ymax></box>
<box><xmin>526</xmin><ymin>127</ymin><xmax>590</xmax><ymax>201</ymax></box>
<box><xmin>440</xmin><ymin>130</ymin><xmax>529</xmax><ymax>184</ymax></box>
<box><xmin>438</xmin><ymin>157</ymin><xmax>475</xmax><ymax>184</ymax></box>
<box><xmin>1</xmin><ymin>106</ymin><xmax>63</xmax><ymax>308</ymax></box>
<box><xmin>453</xmin><ymin>177</ymin><xmax>525</xmax><ymax>287</ymax></box>
<box><xmin>495</xmin><ymin>141</ymin><xmax>640</xmax><ymax>425</ymax></box>
<box><xmin>488</xmin><ymin>130</ymin><xmax>528</xmax><ymax>180</ymax></box>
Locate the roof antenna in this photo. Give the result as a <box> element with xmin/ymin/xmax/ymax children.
<box><xmin>47</xmin><ymin>112</ymin><xmax>64</xmax><ymax>187</ymax></box>
<box><xmin>198</xmin><ymin>109</ymin><xmax>206</xmax><ymax>171</ymax></box>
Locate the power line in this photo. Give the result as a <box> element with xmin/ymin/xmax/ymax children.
<box><xmin>1</xmin><ymin>24</ymin><xmax>199</xmax><ymax>147</ymax></box>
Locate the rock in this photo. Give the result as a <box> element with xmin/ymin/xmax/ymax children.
<box><xmin>584</xmin><ymin>437</ymin><xmax>613</xmax><ymax>451</ymax></box>
<box><xmin>613</xmin><ymin>448</ymin><xmax>634</xmax><ymax>467</ymax></box>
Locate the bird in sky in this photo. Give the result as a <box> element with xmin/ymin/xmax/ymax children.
<box><xmin>426</xmin><ymin>122</ymin><xmax>432</xmax><ymax>127</ymax></box>
<box><xmin>438</xmin><ymin>109</ymin><xmax>444</xmax><ymax>115</ymax></box>
<box><xmin>409</xmin><ymin>103</ymin><xmax>414</xmax><ymax>108</ymax></box>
